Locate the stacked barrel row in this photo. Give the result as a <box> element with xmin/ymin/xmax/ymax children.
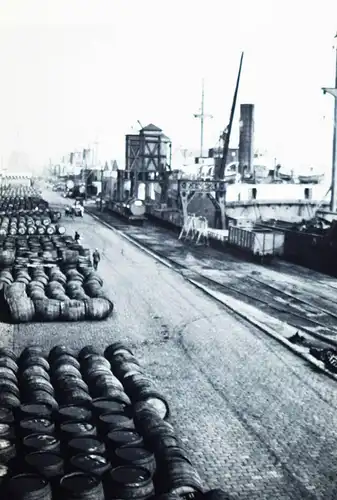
<box><xmin>0</xmin><ymin>214</ymin><xmax>64</xmax><ymax>237</ymax></box>
<box><xmin>0</xmin><ymin>240</ymin><xmax>113</xmax><ymax>322</ymax></box>
<box><xmin>0</xmin><ymin>343</ymin><xmax>205</xmax><ymax>500</ymax></box>
<box><xmin>0</xmin><ymin>195</ymin><xmax>48</xmax><ymax>213</ymax></box>
<box><xmin>0</xmin><ymin>235</ymin><xmax>88</xmax><ymax>268</ymax></box>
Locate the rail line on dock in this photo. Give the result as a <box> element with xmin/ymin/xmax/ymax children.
<box><xmin>90</xmin><ymin>212</ymin><xmax>337</xmax><ymax>348</ymax></box>
<box><xmin>88</xmin><ymin>210</ymin><xmax>337</xmax><ymax>377</ymax></box>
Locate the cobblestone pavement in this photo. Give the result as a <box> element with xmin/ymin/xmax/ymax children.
<box><xmin>6</xmin><ymin>193</ymin><xmax>337</xmax><ymax>499</ymax></box>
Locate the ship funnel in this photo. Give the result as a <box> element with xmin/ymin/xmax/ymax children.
<box><xmin>238</xmin><ymin>104</ymin><xmax>255</xmax><ymax>175</ymax></box>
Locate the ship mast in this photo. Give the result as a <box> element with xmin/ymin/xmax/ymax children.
<box><xmin>323</xmin><ymin>34</ymin><xmax>337</xmax><ymax>212</ymax></box>
<box><xmin>194</xmin><ymin>78</ymin><xmax>213</xmax><ymax>158</ymax></box>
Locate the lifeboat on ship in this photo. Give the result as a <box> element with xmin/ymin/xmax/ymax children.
<box><xmin>298</xmin><ymin>173</ymin><xmax>325</xmax><ymax>184</ymax></box>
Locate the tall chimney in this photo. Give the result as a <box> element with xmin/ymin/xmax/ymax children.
<box><xmin>238</xmin><ymin>104</ymin><xmax>254</xmax><ymax>175</ymax></box>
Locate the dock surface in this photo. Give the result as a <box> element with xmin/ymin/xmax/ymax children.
<box><xmin>3</xmin><ymin>191</ymin><xmax>337</xmax><ymax>499</ymax></box>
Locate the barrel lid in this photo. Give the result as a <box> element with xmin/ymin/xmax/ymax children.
<box><xmin>26</xmin><ymin>451</ymin><xmax>63</xmax><ymax>468</ymax></box>
<box><xmin>92</xmin><ymin>399</ymin><xmax>126</xmax><ymax>413</ymax></box>
<box><xmin>60</xmin><ymin>472</ymin><xmax>99</xmax><ymax>493</ymax></box>
<box><xmin>116</xmin><ymin>446</ymin><xmax>152</xmax><ymax>461</ymax></box>
<box><xmin>0</xmin><ymin>439</ymin><xmax>11</xmax><ymax>450</ymax></box>
<box><xmin>100</xmin><ymin>413</ymin><xmax>131</xmax><ymax>425</ymax></box>
<box><xmin>20</xmin><ymin>404</ymin><xmax>52</xmax><ymax>417</ymax></box>
<box><xmin>61</xmin><ymin>422</ymin><xmax>94</xmax><ymax>433</ymax></box>
<box><xmin>24</xmin><ymin>433</ymin><xmax>58</xmax><ymax>448</ymax></box>
<box><xmin>9</xmin><ymin>473</ymin><xmax>48</xmax><ymax>493</ymax></box>
<box><xmin>21</xmin><ymin>418</ymin><xmax>52</xmax><ymax>428</ymax></box>
<box><xmin>69</xmin><ymin>437</ymin><xmax>104</xmax><ymax>453</ymax></box>
<box><xmin>71</xmin><ymin>454</ymin><xmax>109</xmax><ymax>471</ymax></box>
<box><xmin>110</xmin><ymin>465</ymin><xmax>151</xmax><ymax>485</ymax></box>
<box><xmin>107</xmin><ymin>429</ymin><xmax>141</xmax><ymax>445</ymax></box>
<box><xmin>59</xmin><ymin>406</ymin><xmax>92</xmax><ymax>420</ymax></box>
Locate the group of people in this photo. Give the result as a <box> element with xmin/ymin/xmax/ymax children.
<box><xmin>74</xmin><ymin>231</ymin><xmax>101</xmax><ymax>271</ymax></box>
<box><xmin>65</xmin><ymin>200</ymin><xmax>84</xmax><ymax>218</ymax></box>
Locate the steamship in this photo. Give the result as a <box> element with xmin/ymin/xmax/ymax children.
<box><xmin>170</xmin><ymin>102</ymin><xmax>328</xmax><ymax>225</ymax></box>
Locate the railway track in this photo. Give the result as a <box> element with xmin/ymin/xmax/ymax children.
<box><xmin>89</xmin><ymin>209</ymin><xmax>337</xmax><ymax>365</ymax></box>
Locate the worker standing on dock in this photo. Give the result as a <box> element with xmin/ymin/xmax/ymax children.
<box><xmin>92</xmin><ymin>248</ymin><xmax>101</xmax><ymax>271</ymax></box>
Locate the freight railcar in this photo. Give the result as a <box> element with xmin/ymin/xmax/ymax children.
<box><xmin>282</xmin><ymin>226</ymin><xmax>337</xmax><ymax>275</ymax></box>
<box><xmin>260</xmin><ymin>219</ymin><xmax>337</xmax><ymax>276</ymax></box>
<box><xmin>227</xmin><ymin>226</ymin><xmax>285</xmax><ymax>263</ymax></box>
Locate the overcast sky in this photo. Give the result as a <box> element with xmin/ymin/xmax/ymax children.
<box><xmin>0</xmin><ymin>0</ymin><xmax>336</xmax><ymax>172</ymax></box>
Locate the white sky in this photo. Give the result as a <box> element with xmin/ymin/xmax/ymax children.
<box><xmin>0</xmin><ymin>0</ymin><xmax>336</xmax><ymax>172</ymax></box>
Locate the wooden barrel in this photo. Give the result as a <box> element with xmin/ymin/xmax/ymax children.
<box><xmin>106</xmin><ymin>465</ymin><xmax>155</xmax><ymax>500</ymax></box>
<box><xmin>56</xmin><ymin>225</ymin><xmax>66</xmax><ymax>235</ymax></box>
<box><xmin>67</xmin><ymin>437</ymin><xmax>105</xmax><ymax>457</ymax></box>
<box><xmin>0</xmin><ymin>250</ymin><xmax>15</xmax><ymax>267</ymax></box>
<box><xmin>104</xmin><ymin>342</ymin><xmax>134</xmax><ymax>360</ymax></box>
<box><xmin>83</xmin><ymin>298</ymin><xmax>113</xmax><ymax>320</ymax></box>
<box><xmin>22</xmin><ymin>434</ymin><xmax>60</xmax><ymax>454</ymax></box>
<box><xmin>60</xmin><ymin>422</ymin><xmax>97</xmax><ymax>441</ymax></box>
<box><xmin>0</xmin><ymin>356</ymin><xmax>18</xmax><ymax>374</ymax></box>
<box><xmin>0</xmin><ymin>422</ymin><xmax>15</xmax><ymax>440</ymax></box>
<box><xmin>61</xmin><ymin>250</ymin><xmax>79</xmax><ymax>265</ymax></box>
<box><xmin>7</xmin><ymin>473</ymin><xmax>52</xmax><ymax>500</ymax></box>
<box><xmin>51</xmin><ymin>354</ymin><xmax>80</xmax><ymax>371</ymax></box>
<box><xmin>106</xmin><ymin>429</ymin><xmax>144</xmax><ymax>452</ymax></box>
<box><xmin>34</xmin><ymin>300</ymin><xmax>62</xmax><ymax>322</ymax></box>
<box><xmin>48</xmin><ymin>345</ymin><xmax>73</xmax><ymax>362</ymax></box>
<box><xmin>25</xmin><ymin>451</ymin><xmax>64</xmax><ymax>480</ymax></box>
<box><xmin>0</xmin><ymin>390</ymin><xmax>20</xmax><ymax>409</ymax></box>
<box><xmin>19</xmin><ymin>404</ymin><xmax>53</xmax><ymax>420</ymax></box>
<box><xmin>0</xmin><ymin>438</ymin><xmax>16</xmax><ymax>464</ymax></box>
<box><xmin>60</xmin><ymin>300</ymin><xmax>86</xmax><ymax>322</ymax></box>
<box><xmin>91</xmin><ymin>398</ymin><xmax>130</xmax><ymax>418</ymax></box>
<box><xmin>114</xmin><ymin>446</ymin><xmax>156</xmax><ymax>476</ymax></box>
<box><xmin>57</xmin><ymin>406</ymin><xmax>92</xmax><ymax>424</ymax></box>
<box><xmin>18</xmin><ymin>352</ymin><xmax>43</xmax><ymax>374</ymax></box>
<box><xmin>49</xmin><ymin>269</ymin><xmax>67</xmax><ymax>285</ymax></box>
<box><xmin>69</xmin><ymin>454</ymin><xmax>111</xmax><ymax>478</ymax></box>
<box><xmin>98</xmin><ymin>413</ymin><xmax>135</xmax><ymax>434</ymax></box>
<box><xmin>7</xmin><ymin>298</ymin><xmax>35</xmax><ymax>323</ymax></box>
<box><xmin>59</xmin><ymin>472</ymin><xmax>105</xmax><ymax>500</ymax></box>
<box><xmin>19</xmin><ymin>418</ymin><xmax>55</xmax><ymax>437</ymax></box>
<box><xmin>162</xmin><ymin>457</ymin><xmax>204</xmax><ymax>496</ymax></box>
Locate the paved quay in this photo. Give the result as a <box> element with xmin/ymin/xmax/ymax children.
<box><xmin>3</xmin><ymin>193</ymin><xmax>337</xmax><ymax>499</ymax></box>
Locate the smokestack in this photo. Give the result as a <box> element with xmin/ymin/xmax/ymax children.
<box><xmin>238</xmin><ymin>104</ymin><xmax>254</xmax><ymax>175</ymax></box>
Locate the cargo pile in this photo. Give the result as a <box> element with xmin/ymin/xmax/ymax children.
<box><xmin>0</xmin><ymin>186</ymin><xmax>61</xmax><ymax>222</ymax></box>
<box><xmin>0</xmin><ymin>343</ymin><xmax>205</xmax><ymax>500</ymax></box>
<box><xmin>0</xmin><ymin>236</ymin><xmax>113</xmax><ymax>323</ymax></box>
<box><xmin>0</xmin><ymin>215</ymin><xmax>64</xmax><ymax>237</ymax></box>
<box><xmin>0</xmin><ymin>188</ymin><xmax>47</xmax><ymax>211</ymax></box>
<box><xmin>0</xmin><ymin>235</ymin><xmax>90</xmax><ymax>268</ymax></box>
<box><xmin>0</xmin><ymin>187</ymin><xmax>113</xmax><ymax>323</ymax></box>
